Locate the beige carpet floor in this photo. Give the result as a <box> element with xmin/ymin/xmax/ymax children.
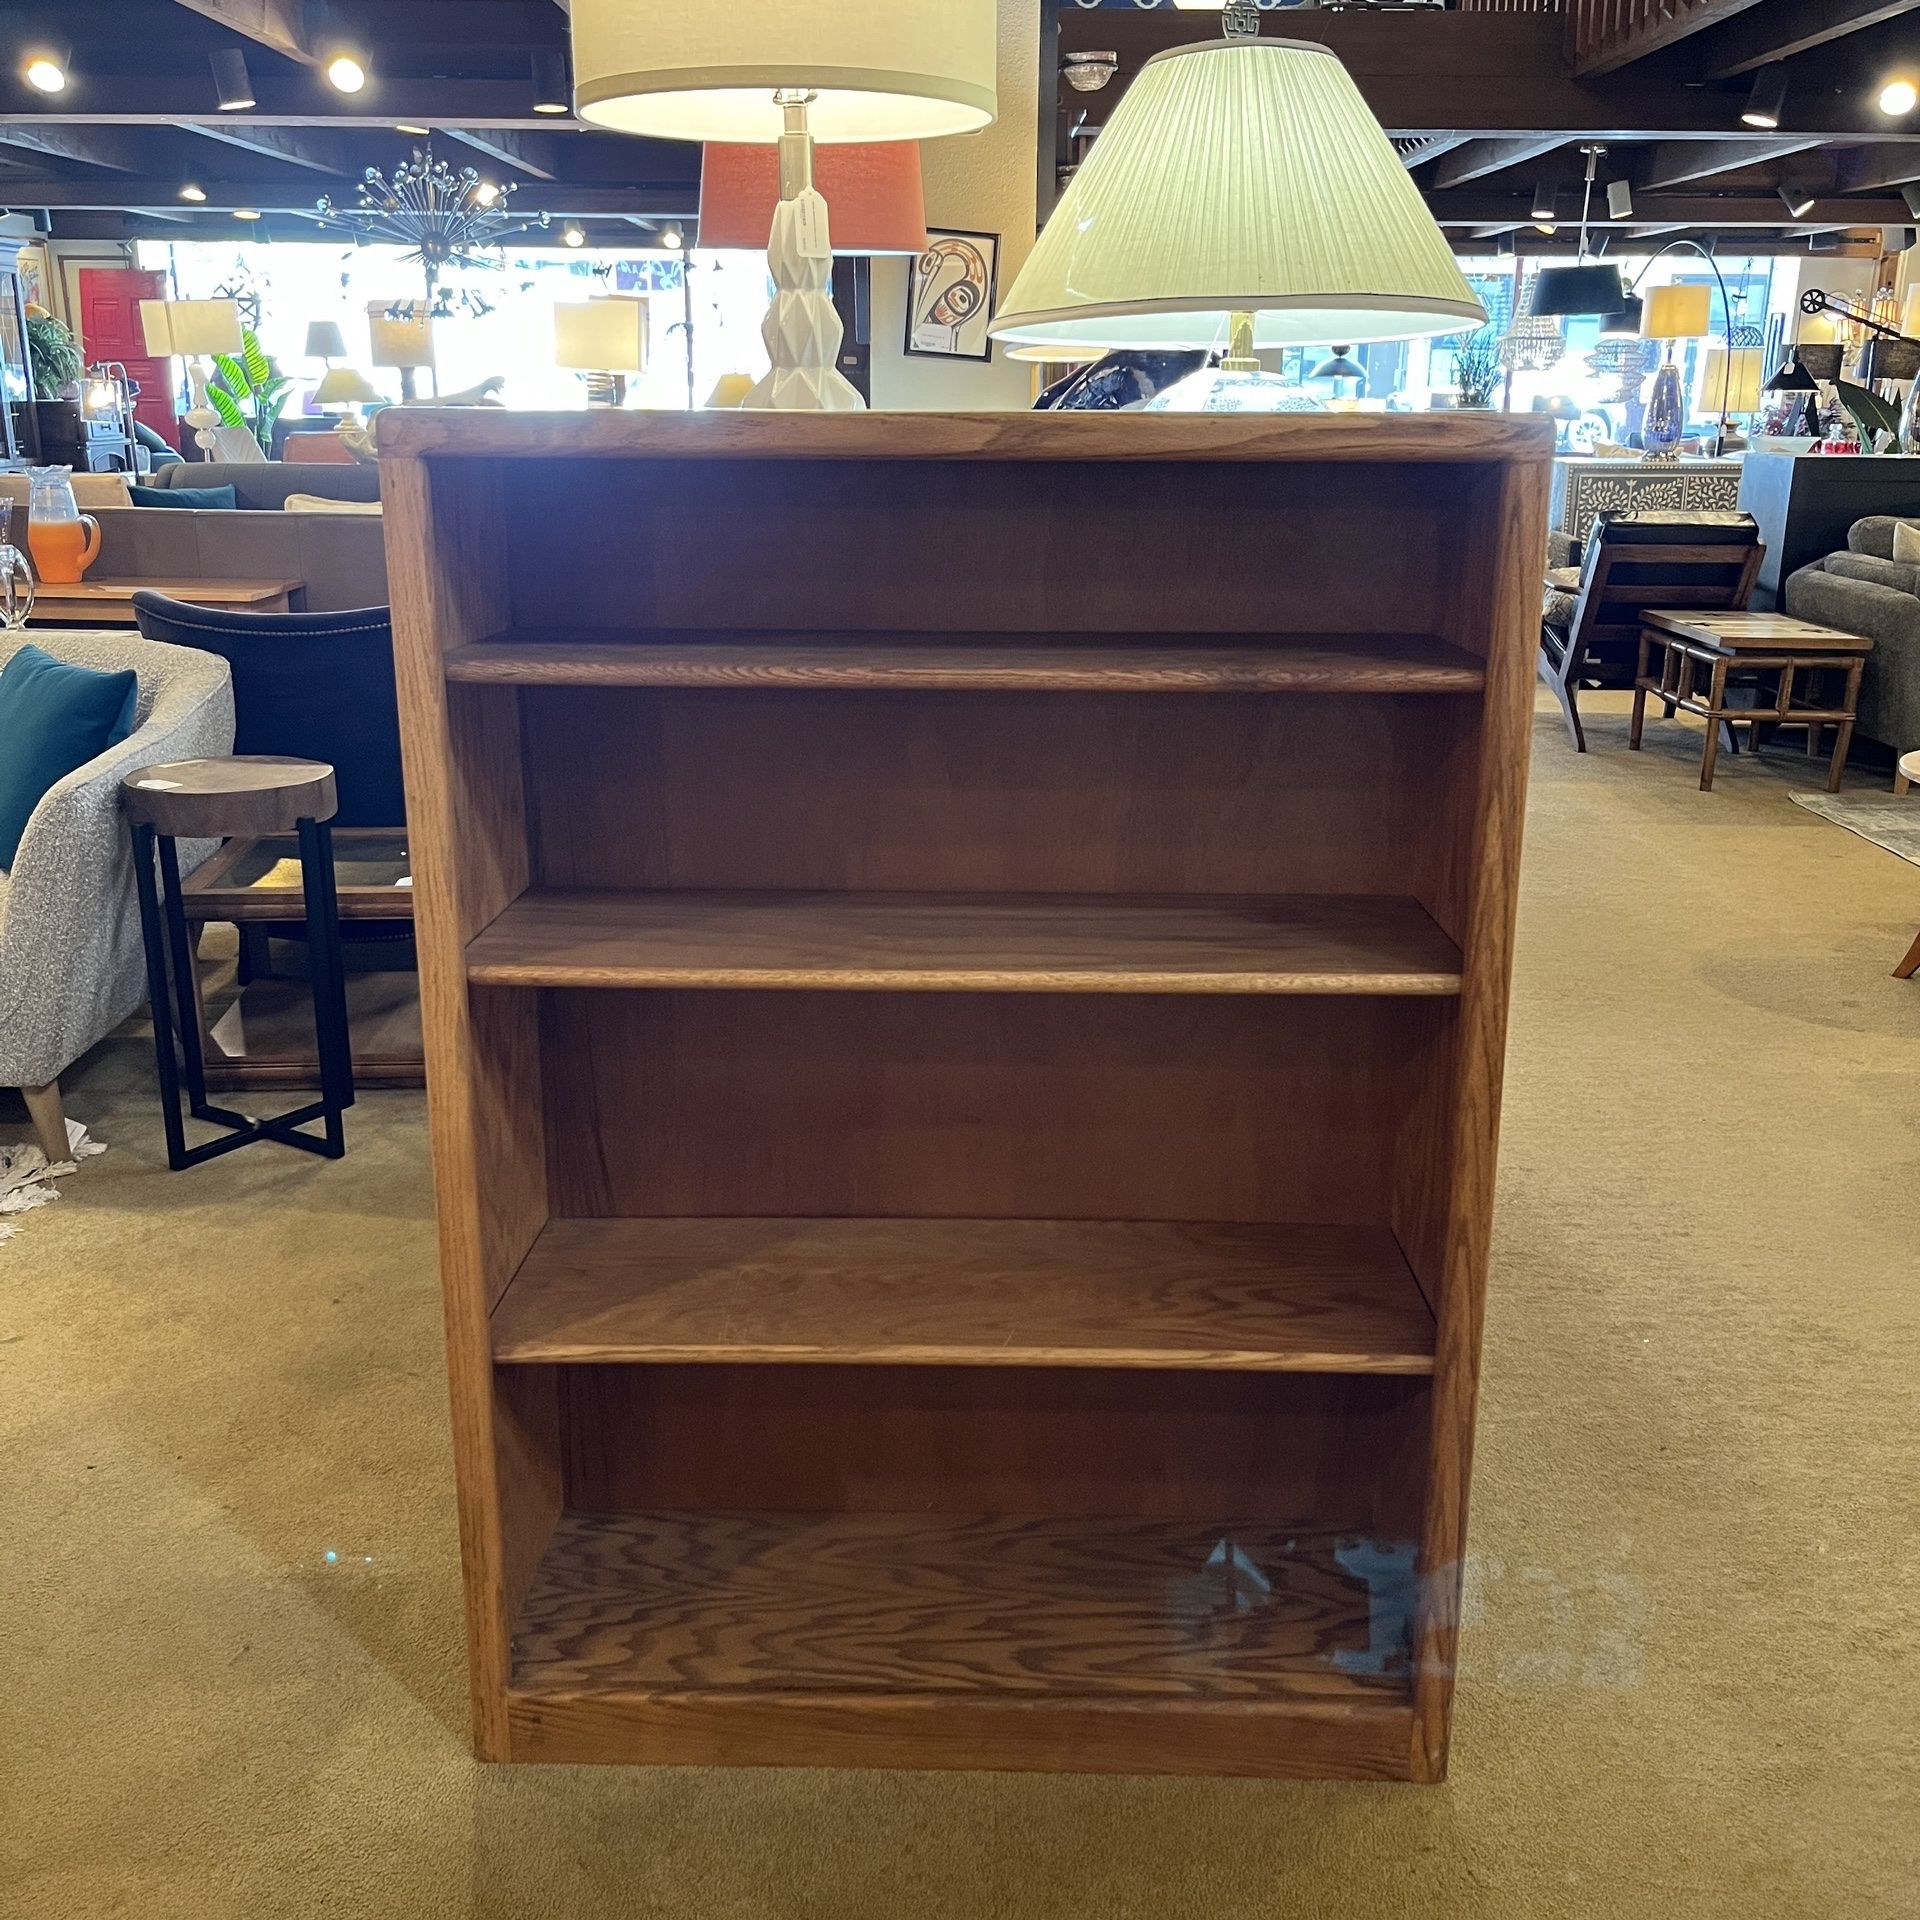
<box><xmin>4</xmin><ymin>695</ymin><xmax>1917</xmax><ymax>1919</ymax></box>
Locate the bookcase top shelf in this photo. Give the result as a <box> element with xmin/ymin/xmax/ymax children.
<box><xmin>445</xmin><ymin>632</ymin><xmax>1486</xmax><ymax>694</ymax></box>
<box><xmin>378</xmin><ymin>405</ymin><xmax>1557</xmax><ymax>465</ymax></box>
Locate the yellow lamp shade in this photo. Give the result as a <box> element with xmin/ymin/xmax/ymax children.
<box><xmin>313</xmin><ymin>366</ymin><xmax>382</xmax><ymax>407</ymax></box>
<box><xmin>368</xmin><ymin>303</ymin><xmax>436</xmax><ymax>370</ymax></box>
<box><xmin>553</xmin><ymin>297</ymin><xmax>649</xmax><ymax>373</ymax></box>
<box><xmin>1640</xmin><ymin>283</ymin><xmax>1713</xmax><ymax>340</ymax></box>
<box><xmin>139</xmin><ymin>298</ymin><xmax>243</xmax><ymax>357</ymax></box>
<box><xmin>1700</xmin><ymin>346</ymin><xmax>1764</xmax><ymax>415</ymax></box>
<box><xmin>570</xmin><ymin>0</ymin><xmax>997</xmax><ymax>143</ymax></box>
<box><xmin>989</xmin><ymin>35</ymin><xmax>1482</xmax><ymax>351</ymax></box>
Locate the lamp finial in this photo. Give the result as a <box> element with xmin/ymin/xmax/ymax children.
<box><xmin>1223</xmin><ymin>1</ymin><xmax>1261</xmax><ymax>40</ymax></box>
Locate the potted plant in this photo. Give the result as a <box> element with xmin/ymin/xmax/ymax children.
<box><xmin>1451</xmin><ymin>328</ymin><xmax>1502</xmax><ymax>411</ymax></box>
<box><xmin>208</xmin><ymin>328</ymin><xmax>293</xmax><ymax>457</ymax></box>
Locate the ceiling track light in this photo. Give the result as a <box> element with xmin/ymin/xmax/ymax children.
<box><xmin>659</xmin><ymin>222</ymin><xmax>685</xmax><ymax>249</ymax></box>
<box><xmin>1880</xmin><ymin>76</ymin><xmax>1918</xmax><ymax>116</ymax></box>
<box><xmin>562</xmin><ymin>222</ymin><xmax>585</xmax><ymax>247</ymax></box>
<box><xmin>531</xmin><ymin>48</ymin><xmax>570</xmax><ymax>115</ymax></box>
<box><xmin>180</xmin><ymin>183</ymin><xmax>207</xmax><ymax>202</ymax></box>
<box><xmin>325</xmin><ymin>48</ymin><xmax>369</xmax><ymax>94</ymax></box>
<box><xmin>22</xmin><ymin>45</ymin><xmax>69</xmax><ymax>93</ymax></box>
<box><xmin>1607</xmin><ymin>177</ymin><xmax>1633</xmax><ymax>220</ymax></box>
<box><xmin>1742</xmin><ymin>62</ymin><xmax>1788</xmax><ymax>129</ymax></box>
<box><xmin>1530</xmin><ymin>176</ymin><xmax>1557</xmax><ymax>223</ymax></box>
<box><xmin>1780</xmin><ymin>178</ymin><xmax>1818</xmax><ymax>219</ymax></box>
<box><xmin>211</xmin><ymin>46</ymin><xmax>253</xmax><ymax>110</ymax></box>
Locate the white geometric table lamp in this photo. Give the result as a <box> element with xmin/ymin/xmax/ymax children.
<box><xmin>569</xmin><ymin>0</ymin><xmax>997</xmax><ymax>411</ymax></box>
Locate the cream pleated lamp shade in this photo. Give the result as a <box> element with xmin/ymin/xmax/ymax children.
<box><xmin>990</xmin><ymin>36</ymin><xmax>1482</xmax><ymax>351</ymax></box>
<box><xmin>570</xmin><ymin>0</ymin><xmax>997</xmax><ymax>143</ymax></box>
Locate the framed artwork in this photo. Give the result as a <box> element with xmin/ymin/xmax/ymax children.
<box><xmin>905</xmin><ymin>229</ymin><xmax>999</xmax><ymax>362</ymax></box>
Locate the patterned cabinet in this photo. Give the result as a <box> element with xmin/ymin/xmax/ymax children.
<box><xmin>1551</xmin><ymin>457</ymin><xmax>1742</xmax><ymax>548</ymax></box>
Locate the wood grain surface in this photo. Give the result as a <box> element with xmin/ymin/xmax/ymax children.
<box><xmin>443</xmin><ymin>632</ymin><xmax>1486</xmax><ymax>694</ymax></box>
<box><xmin>511</xmin><ymin>1511</ymin><xmax>1414</xmax><ymax>1699</ymax></box>
<box><xmin>380</xmin><ymin>405</ymin><xmax>1556</xmax><ymax>464</ymax></box>
<box><xmin>466</xmin><ymin>891</ymin><xmax>1464</xmax><ymax>995</ymax></box>
<box><xmin>488</xmin><ymin>1218</ymin><xmax>1436</xmax><ymax>1372</ymax></box>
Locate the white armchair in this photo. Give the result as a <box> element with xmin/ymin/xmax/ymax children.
<box><xmin>0</xmin><ymin>630</ymin><xmax>233</xmax><ymax>1159</ymax></box>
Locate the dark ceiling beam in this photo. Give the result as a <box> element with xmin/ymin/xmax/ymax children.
<box><xmin>0</xmin><ymin>81</ymin><xmax>580</xmax><ymax>128</ymax></box>
<box><xmin>1395</xmin><ymin>134</ymin><xmax>1471</xmax><ymax>170</ymax></box>
<box><xmin>169</xmin><ymin>0</ymin><xmax>315</xmax><ymax>63</ymax></box>
<box><xmin>1052</xmin><ymin>10</ymin><xmax>1920</xmax><ymax>138</ymax></box>
<box><xmin>1432</xmin><ymin>136</ymin><xmax>1567</xmax><ymax>189</ymax></box>
<box><xmin>1635</xmin><ymin>136</ymin><xmax>1828</xmax><ymax>187</ymax></box>
<box><xmin>180</xmin><ymin>123</ymin><xmax>361</xmax><ymax>174</ymax></box>
<box><xmin>441</xmin><ymin>128</ymin><xmax>561</xmax><ymax>180</ymax></box>
<box><xmin>1430</xmin><ymin>192</ymin><xmax>1912</xmax><ymax>225</ymax></box>
<box><xmin>1573</xmin><ymin>0</ymin><xmax>1766</xmax><ymax>78</ymax></box>
<box><xmin>1697</xmin><ymin>0</ymin><xmax>1920</xmax><ymax>78</ymax></box>
<box><xmin>6</xmin><ymin>177</ymin><xmax>699</xmax><ymax>217</ymax></box>
<box><xmin>1831</xmin><ymin>142</ymin><xmax>1920</xmax><ymax>189</ymax></box>
<box><xmin>0</xmin><ymin>123</ymin><xmax>148</xmax><ymax>171</ymax></box>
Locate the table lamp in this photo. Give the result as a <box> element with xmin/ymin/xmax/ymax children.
<box><xmin>305</xmin><ymin>320</ymin><xmax>348</xmax><ymax>367</ymax></box>
<box><xmin>1639</xmin><ymin>283</ymin><xmax>1712</xmax><ymax>461</ymax></box>
<box><xmin>987</xmin><ymin>2</ymin><xmax>1481</xmax><ymax>411</ymax></box>
<box><xmin>553</xmin><ymin>296</ymin><xmax>649</xmax><ymax>407</ymax></box>
<box><xmin>568</xmin><ymin>0</ymin><xmax>996</xmax><ymax>410</ymax></box>
<box><xmin>368</xmin><ymin>301</ymin><xmax>436</xmax><ymax>402</ymax></box>
<box><xmin>139</xmin><ymin>298</ymin><xmax>243</xmax><ymax>456</ymax></box>
<box><xmin>312</xmin><ymin>366</ymin><xmax>381</xmax><ymax>426</ymax></box>
<box><xmin>1700</xmin><ymin>345</ymin><xmax>1763</xmax><ymax>422</ymax></box>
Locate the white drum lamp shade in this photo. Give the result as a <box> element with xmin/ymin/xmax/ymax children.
<box><xmin>570</xmin><ymin>0</ymin><xmax>997</xmax><ymax>143</ymax></box>
<box><xmin>990</xmin><ymin>36</ymin><xmax>1483</xmax><ymax>352</ymax></box>
<box><xmin>1700</xmin><ymin>345</ymin><xmax>1764</xmax><ymax>416</ymax></box>
<box><xmin>553</xmin><ymin>297</ymin><xmax>649</xmax><ymax>373</ymax></box>
<box><xmin>368</xmin><ymin>304</ymin><xmax>436</xmax><ymax>370</ymax></box>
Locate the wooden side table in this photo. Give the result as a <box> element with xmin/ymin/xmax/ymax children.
<box><xmin>29</xmin><ymin>579</ymin><xmax>304</xmax><ymax>625</ymax></box>
<box><xmin>122</xmin><ymin>755</ymin><xmax>355</xmax><ymax>1169</ymax></box>
<box><xmin>1630</xmin><ymin>609</ymin><xmax>1872</xmax><ymax>792</ymax></box>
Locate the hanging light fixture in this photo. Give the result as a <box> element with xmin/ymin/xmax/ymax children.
<box><xmin>1530</xmin><ymin>146</ymin><xmax>1628</xmax><ymax>319</ymax></box>
<box><xmin>211</xmin><ymin>46</ymin><xmax>254</xmax><ymax>110</ymax></box>
<box><xmin>315</xmin><ymin>140</ymin><xmax>551</xmax><ymax>316</ymax></box>
<box><xmin>1742</xmin><ymin>62</ymin><xmax>1789</xmax><ymax>129</ymax></box>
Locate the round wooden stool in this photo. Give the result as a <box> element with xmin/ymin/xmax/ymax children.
<box><xmin>122</xmin><ymin>755</ymin><xmax>355</xmax><ymax>1169</ymax></box>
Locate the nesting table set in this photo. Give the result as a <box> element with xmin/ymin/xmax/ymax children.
<box><xmin>1629</xmin><ymin>609</ymin><xmax>1873</xmax><ymax>792</ymax></box>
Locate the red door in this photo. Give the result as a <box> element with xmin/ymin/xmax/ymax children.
<box><xmin>77</xmin><ymin>266</ymin><xmax>180</xmax><ymax>449</ymax></box>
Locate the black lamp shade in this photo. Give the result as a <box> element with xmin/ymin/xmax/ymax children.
<box><xmin>1862</xmin><ymin>335</ymin><xmax>1920</xmax><ymax>383</ymax></box>
<box><xmin>1764</xmin><ymin>356</ymin><xmax>1817</xmax><ymax>393</ymax></box>
<box><xmin>1530</xmin><ymin>264</ymin><xmax>1628</xmax><ymax>318</ymax></box>
<box><xmin>1311</xmin><ymin>350</ymin><xmax>1367</xmax><ymax>383</ymax></box>
<box><xmin>1796</xmin><ymin>343</ymin><xmax>1844</xmax><ymax>383</ymax></box>
<box><xmin>1597</xmin><ymin>295</ymin><xmax>1643</xmax><ymax>339</ymax></box>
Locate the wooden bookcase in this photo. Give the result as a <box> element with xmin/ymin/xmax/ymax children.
<box><xmin>381</xmin><ymin>408</ymin><xmax>1551</xmax><ymax>1780</ymax></box>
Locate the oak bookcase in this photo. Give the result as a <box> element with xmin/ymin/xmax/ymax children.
<box><xmin>380</xmin><ymin>407</ymin><xmax>1551</xmax><ymax>1780</ymax></box>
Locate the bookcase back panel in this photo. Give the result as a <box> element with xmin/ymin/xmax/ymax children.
<box><xmin>540</xmin><ymin>989</ymin><xmax>1446</xmax><ymax>1224</ymax></box>
<box><xmin>521</xmin><ymin>688</ymin><xmax>1471</xmax><ymax>906</ymax></box>
<box><xmin>558</xmin><ymin>1364</ymin><xmax>1429</xmax><ymax>1537</ymax></box>
<box><xmin>497</xmin><ymin>458</ymin><xmax>1470</xmax><ymax>637</ymax></box>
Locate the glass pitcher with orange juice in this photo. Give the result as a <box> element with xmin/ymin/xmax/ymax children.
<box><xmin>26</xmin><ymin>466</ymin><xmax>102</xmax><ymax>585</ymax></box>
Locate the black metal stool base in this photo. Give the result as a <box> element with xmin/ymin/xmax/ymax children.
<box><xmin>133</xmin><ymin>816</ymin><xmax>355</xmax><ymax>1172</ymax></box>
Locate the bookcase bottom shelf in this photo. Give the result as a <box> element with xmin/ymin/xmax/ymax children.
<box><xmin>504</xmin><ymin>1510</ymin><xmax>1418</xmax><ymax>1776</ymax></box>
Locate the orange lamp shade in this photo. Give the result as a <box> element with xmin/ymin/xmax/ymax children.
<box><xmin>698</xmin><ymin>142</ymin><xmax>929</xmax><ymax>256</ymax></box>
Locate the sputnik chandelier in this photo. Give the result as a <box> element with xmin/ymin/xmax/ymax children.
<box><xmin>315</xmin><ymin>142</ymin><xmax>551</xmax><ymax>316</ymax></box>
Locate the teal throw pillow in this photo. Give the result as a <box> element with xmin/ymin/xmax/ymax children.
<box><xmin>128</xmin><ymin>484</ymin><xmax>239</xmax><ymax>510</ymax></box>
<box><xmin>0</xmin><ymin>644</ymin><xmax>139</xmax><ymax>869</ymax></box>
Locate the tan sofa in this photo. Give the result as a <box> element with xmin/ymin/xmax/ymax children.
<box><xmin>3</xmin><ymin>464</ymin><xmax>387</xmax><ymax>613</ymax></box>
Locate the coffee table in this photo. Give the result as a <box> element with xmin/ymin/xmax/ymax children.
<box><xmin>28</xmin><ymin>578</ymin><xmax>304</xmax><ymax>624</ymax></box>
<box><xmin>179</xmin><ymin>827</ymin><xmax>421</xmax><ymax>1089</ymax></box>
<box><xmin>1631</xmin><ymin>609</ymin><xmax>1872</xmax><ymax>792</ymax></box>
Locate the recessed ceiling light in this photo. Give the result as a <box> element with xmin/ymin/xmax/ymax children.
<box><xmin>180</xmin><ymin>183</ymin><xmax>207</xmax><ymax>202</ymax></box>
<box><xmin>234</xmin><ymin>207</ymin><xmax>261</xmax><ymax>220</ymax></box>
<box><xmin>325</xmin><ymin>52</ymin><xmax>367</xmax><ymax>94</ymax></box>
<box><xmin>562</xmin><ymin>223</ymin><xmax>585</xmax><ymax>247</ymax></box>
<box><xmin>211</xmin><ymin>47</ymin><xmax>253</xmax><ymax>110</ymax></box>
<box><xmin>23</xmin><ymin>53</ymin><xmax>66</xmax><ymax>93</ymax></box>
<box><xmin>1880</xmin><ymin>77</ymin><xmax>1918</xmax><ymax>115</ymax></box>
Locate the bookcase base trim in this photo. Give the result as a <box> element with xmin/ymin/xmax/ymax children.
<box><xmin>499</xmin><ymin>1688</ymin><xmax>1420</xmax><ymax>1778</ymax></box>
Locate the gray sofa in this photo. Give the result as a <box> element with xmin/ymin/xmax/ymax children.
<box><xmin>1783</xmin><ymin>515</ymin><xmax>1920</xmax><ymax>755</ymax></box>
<box><xmin>142</xmin><ymin>461</ymin><xmax>382</xmax><ymax>509</ymax></box>
<box><xmin>85</xmin><ymin>502</ymin><xmax>387</xmax><ymax>612</ymax></box>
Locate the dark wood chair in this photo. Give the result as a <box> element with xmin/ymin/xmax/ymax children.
<box><xmin>1540</xmin><ymin>510</ymin><xmax>1764</xmax><ymax>751</ymax></box>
